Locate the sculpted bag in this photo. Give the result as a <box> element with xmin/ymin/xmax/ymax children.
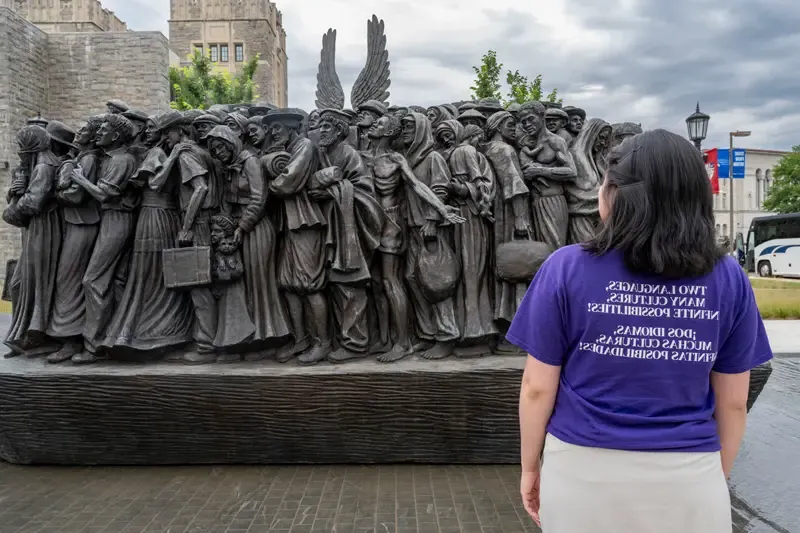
<box><xmin>495</xmin><ymin>241</ymin><xmax>552</xmax><ymax>282</ymax></box>
<box><xmin>416</xmin><ymin>235</ymin><xmax>460</xmax><ymax>303</ymax></box>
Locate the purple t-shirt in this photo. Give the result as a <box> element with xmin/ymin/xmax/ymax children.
<box><xmin>506</xmin><ymin>244</ymin><xmax>773</xmax><ymax>452</ymax></box>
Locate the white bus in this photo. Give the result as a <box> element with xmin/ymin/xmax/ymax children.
<box><xmin>742</xmin><ymin>213</ymin><xmax>800</xmax><ymax>278</ymax></box>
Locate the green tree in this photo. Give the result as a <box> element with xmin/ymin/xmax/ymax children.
<box><xmin>470</xmin><ymin>50</ymin><xmax>562</xmax><ymax>106</ymax></box>
<box><xmin>763</xmin><ymin>145</ymin><xmax>800</xmax><ymax>214</ymax></box>
<box><xmin>169</xmin><ymin>51</ymin><xmax>260</xmax><ymax>110</ymax></box>
<box><xmin>505</xmin><ymin>71</ymin><xmax>562</xmax><ymax>105</ymax></box>
<box><xmin>470</xmin><ymin>50</ymin><xmax>503</xmax><ymax>100</ymax></box>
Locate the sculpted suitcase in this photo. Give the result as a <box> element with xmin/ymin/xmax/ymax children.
<box><xmin>162</xmin><ymin>246</ymin><xmax>212</xmax><ymax>289</ymax></box>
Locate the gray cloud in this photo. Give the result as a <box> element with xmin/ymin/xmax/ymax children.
<box><xmin>105</xmin><ymin>0</ymin><xmax>799</xmax><ymax>150</ymax></box>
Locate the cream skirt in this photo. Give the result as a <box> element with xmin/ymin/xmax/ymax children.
<box><xmin>540</xmin><ymin>433</ymin><xmax>732</xmax><ymax>533</ymax></box>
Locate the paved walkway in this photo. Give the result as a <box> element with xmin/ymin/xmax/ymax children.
<box><xmin>763</xmin><ymin>320</ymin><xmax>800</xmax><ymax>355</ymax></box>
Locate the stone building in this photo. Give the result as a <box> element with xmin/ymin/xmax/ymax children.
<box><xmin>0</xmin><ymin>5</ymin><xmax>171</xmax><ymax>280</ymax></box>
<box><xmin>169</xmin><ymin>0</ymin><xmax>288</xmax><ymax>107</ymax></box>
<box><xmin>712</xmin><ymin>148</ymin><xmax>789</xmax><ymax>240</ymax></box>
<box><xmin>2</xmin><ymin>0</ymin><xmax>127</xmax><ymax>32</ymax></box>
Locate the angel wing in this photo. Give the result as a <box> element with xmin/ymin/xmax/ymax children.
<box><xmin>314</xmin><ymin>29</ymin><xmax>345</xmax><ymax>110</ymax></box>
<box><xmin>350</xmin><ymin>15</ymin><xmax>391</xmax><ymax>110</ymax></box>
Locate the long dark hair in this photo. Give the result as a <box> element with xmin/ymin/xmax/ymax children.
<box><xmin>583</xmin><ymin>129</ymin><xmax>724</xmax><ymax>278</ymax></box>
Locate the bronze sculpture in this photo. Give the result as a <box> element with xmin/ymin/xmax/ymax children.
<box><xmin>2</xmin><ymin>14</ymin><xmax>650</xmax><ymax>367</ymax></box>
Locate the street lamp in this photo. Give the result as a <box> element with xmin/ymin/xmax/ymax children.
<box><xmin>686</xmin><ymin>102</ymin><xmax>710</xmax><ymax>151</ymax></box>
<box><xmin>729</xmin><ymin>130</ymin><xmax>752</xmax><ymax>253</ymax></box>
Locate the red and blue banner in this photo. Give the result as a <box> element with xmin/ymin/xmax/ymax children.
<box><xmin>704</xmin><ymin>148</ymin><xmax>720</xmax><ymax>194</ymax></box>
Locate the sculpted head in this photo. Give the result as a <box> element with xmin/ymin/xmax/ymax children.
<box><xmin>367</xmin><ymin>114</ymin><xmax>401</xmax><ymax>140</ymax></box>
<box><xmin>247</xmin><ymin>118</ymin><xmax>267</xmax><ymax>147</ymax></box>
<box><xmin>318</xmin><ymin>110</ymin><xmax>351</xmax><ymax>148</ymax></box>
<box><xmin>208</xmin><ymin>138</ymin><xmax>235</xmax><ymax>164</ymax></box>
<box><xmin>144</xmin><ymin>118</ymin><xmax>160</xmax><ymax>146</ymax></box>
<box><xmin>265</xmin><ymin>110</ymin><xmax>304</xmax><ymax>149</ymax></box>
<box><xmin>96</xmin><ymin>114</ymin><xmax>134</xmax><ymax>148</ymax></box>
<box><xmin>75</xmin><ymin>115</ymin><xmax>106</xmax><ymax>147</ymax></box>
<box><xmin>545</xmin><ymin>108</ymin><xmax>569</xmax><ymax>134</ymax></box>
<box><xmin>357</xmin><ymin>101</ymin><xmax>387</xmax><ymax>128</ymax></box>
<box><xmin>462</xmin><ymin>124</ymin><xmax>484</xmax><ymax>148</ymax></box>
<box><xmin>15</xmin><ymin>125</ymin><xmax>50</xmax><ymax>166</ymax></box>
<box><xmin>594</xmin><ymin>124</ymin><xmax>613</xmax><ymax>155</ymax></box>
<box><xmin>564</xmin><ymin>106</ymin><xmax>586</xmax><ymax>135</ymax></box>
<box><xmin>401</xmin><ymin>115</ymin><xmax>416</xmax><ymax>146</ymax></box>
<box><xmin>307</xmin><ymin>109</ymin><xmax>321</xmax><ymax>130</ymax></box>
<box><xmin>517</xmin><ymin>101</ymin><xmax>546</xmax><ymax>138</ymax></box>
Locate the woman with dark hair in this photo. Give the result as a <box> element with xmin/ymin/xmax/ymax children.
<box><xmin>508</xmin><ymin>129</ymin><xmax>772</xmax><ymax>533</ymax></box>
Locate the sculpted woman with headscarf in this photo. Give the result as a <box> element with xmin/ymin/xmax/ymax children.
<box><xmin>205</xmin><ymin>125</ymin><xmax>292</xmax><ymax>352</ymax></box>
<box><xmin>435</xmin><ymin>119</ymin><xmax>498</xmax><ymax>357</ymax></box>
<box><xmin>483</xmin><ymin>110</ymin><xmax>534</xmax><ymax>339</ymax></box>
<box><xmin>400</xmin><ymin>112</ymin><xmax>461</xmax><ymax>360</ymax></box>
<box><xmin>3</xmin><ymin>126</ymin><xmax>63</xmax><ymax>356</ymax></box>
<box><xmin>566</xmin><ymin>118</ymin><xmax>612</xmax><ymax>244</ymax></box>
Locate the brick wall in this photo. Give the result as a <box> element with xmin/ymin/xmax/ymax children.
<box><xmin>0</xmin><ymin>8</ymin><xmax>171</xmax><ymax>280</ymax></box>
<box><xmin>0</xmin><ymin>7</ymin><xmax>49</xmax><ymax>278</ymax></box>
<box><xmin>46</xmin><ymin>31</ymin><xmax>171</xmax><ymax>128</ymax></box>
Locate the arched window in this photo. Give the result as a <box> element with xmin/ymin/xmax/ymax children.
<box><xmin>722</xmin><ymin>192</ymin><xmax>727</xmax><ymax>210</ymax></box>
<box><xmin>748</xmin><ymin>192</ymin><xmax>753</xmax><ymax>209</ymax></box>
<box><xmin>765</xmin><ymin>169</ymin><xmax>773</xmax><ymax>201</ymax></box>
<box><xmin>755</xmin><ymin>168</ymin><xmax>763</xmax><ymax>207</ymax></box>
<box><xmin>722</xmin><ymin>224</ymin><xmax>728</xmax><ymax>237</ymax></box>
<box><xmin>716</xmin><ymin>224</ymin><xmax>721</xmax><ymax>235</ymax></box>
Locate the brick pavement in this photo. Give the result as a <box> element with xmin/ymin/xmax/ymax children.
<box><xmin>0</xmin><ymin>464</ymin><xmax>541</xmax><ymax>533</ymax></box>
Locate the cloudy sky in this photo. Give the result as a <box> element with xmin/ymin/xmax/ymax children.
<box><xmin>105</xmin><ymin>0</ymin><xmax>799</xmax><ymax>150</ymax></box>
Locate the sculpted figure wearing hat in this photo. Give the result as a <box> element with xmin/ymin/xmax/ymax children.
<box><xmin>265</xmin><ymin>109</ymin><xmax>333</xmax><ymax>365</ymax></box>
<box><xmin>69</xmin><ymin>114</ymin><xmax>138</xmax><ymax>364</ymax></box>
<box><xmin>545</xmin><ymin>107</ymin><xmax>571</xmax><ymax>145</ymax></box>
<box><xmin>3</xmin><ymin>126</ymin><xmax>63</xmax><ymax>358</ymax></box>
<box><xmin>309</xmin><ymin>108</ymin><xmax>384</xmax><ymax>364</ymax></box>
<box><xmin>562</xmin><ymin>106</ymin><xmax>586</xmax><ymax>148</ymax></box>
<box><xmin>611</xmin><ymin>122</ymin><xmax>643</xmax><ymax>149</ymax></box>
<box><xmin>354</xmin><ymin>100</ymin><xmax>388</xmax><ymax>151</ymax></box>
<box><xmin>46</xmin><ymin>116</ymin><xmax>105</xmax><ymax>363</ymax></box>
<box><xmin>106</xmin><ymin>99</ymin><xmax>130</xmax><ymax>115</ymax></box>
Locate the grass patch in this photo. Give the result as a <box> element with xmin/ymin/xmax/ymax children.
<box><xmin>750</xmin><ymin>278</ymin><xmax>800</xmax><ymax>290</ymax></box>
<box><xmin>753</xmin><ymin>279</ymin><xmax>800</xmax><ymax>318</ymax></box>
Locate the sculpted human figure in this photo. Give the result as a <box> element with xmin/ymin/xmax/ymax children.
<box><xmin>264</xmin><ymin>108</ymin><xmax>333</xmax><ymax>365</ymax></box>
<box><xmin>562</xmin><ymin>106</ymin><xmax>586</xmax><ymax>148</ymax></box>
<box><xmin>458</xmin><ymin>109</ymin><xmax>487</xmax><ymax>131</ymax></box>
<box><xmin>224</xmin><ymin>112</ymin><xmax>250</xmax><ymax>144</ymax></box>
<box><xmin>354</xmin><ymin>100</ymin><xmax>388</xmax><ymax>151</ymax></box>
<box><xmin>122</xmin><ymin>109</ymin><xmax>151</xmax><ymax>166</ymax></box>
<box><xmin>206</xmin><ymin>125</ymin><xmax>292</xmax><ymax>356</ymax></box>
<box><xmin>545</xmin><ymin>107</ymin><xmax>571</xmax><ymax>145</ymax></box>
<box><xmin>435</xmin><ymin>119</ymin><xmax>498</xmax><ymax>357</ymax></box>
<box><xmin>208</xmin><ymin>214</ymin><xmax>256</xmax><ymax>351</ymax></box>
<box><xmin>611</xmin><ymin>122</ymin><xmax>643</xmax><ymax>149</ymax></box>
<box><xmin>100</xmin><ymin>111</ymin><xmax>194</xmax><ymax>358</ymax></box>
<box><xmin>516</xmin><ymin>101</ymin><xmax>577</xmax><ymax>250</ymax></box>
<box><xmin>310</xmin><ymin>109</ymin><xmax>384</xmax><ymax>363</ymax></box>
<box><xmin>2</xmin><ymin>126</ymin><xmax>62</xmax><ymax>357</ymax></box>
<box><xmin>475</xmin><ymin>98</ymin><xmax>504</xmax><ymax>118</ymax></box>
<box><xmin>306</xmin><ymin>109</ymin><xmax>322</xmax><ymax>145</ymax></box>
<box><xmin>426</xmin><ymin>105</ymin><xmax>454</xmax><ymax>132</ymax></box>
<box><xmin>47</xmin><ymin>117</ymin><xmax>104</xmax><ymax>363</ymax></box>
<box><xmin>246</xmin><ymin>116</ymin><xmax>270</xmax><ymax>156</ymax></box>
<box><xmin>364</xmin><ymin>114</ymin><xmax>465</xmax><ymax>362</ymax></box>
<box><xmin>482</xmin><ymin>111</ymin><xmax>534</xmax><ymax>336</ymax></box>
<box><xmin>566</xmin><ymin>117</ymin><xmax>612</xmax><ymax>244</ymax></box>
<box><xmin>70</xmin><ymin>114</ymin><xmax>139</xmax><ymax>364</ymax></box>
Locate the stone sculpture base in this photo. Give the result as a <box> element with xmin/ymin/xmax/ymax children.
<box><xmin>0</xmin><ymin>354</ymin><xmax>523</xmax><ymax>465</ymax></box>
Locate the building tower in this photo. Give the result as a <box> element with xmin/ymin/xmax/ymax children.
<box><xmin>169</xmin><ymin>0</ymin><xmax>288</xmax><ymax>107</ymax></box>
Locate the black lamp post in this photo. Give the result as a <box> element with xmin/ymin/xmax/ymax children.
<box><xmin>686</xmin><ymin>102</ymin><xmax>710</xmax><ymax>152</ymax></box>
